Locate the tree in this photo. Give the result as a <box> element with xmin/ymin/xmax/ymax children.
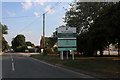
<box><xmin>2</xmin><ymin>37</ymin><xmax>10</xmax><ymax>51</ymax></box>
<box><xmin>64</xmin><ymin>2</ymin><xmax>113</xmax><ymax>33</ymax></box>
<box><xmin>0</xmin><ymin>23</ymin><xmax>10</xmax><ymax>51</ymax></box>
<box><xmin>43</xmin><ymin>25</ymin><xmax>64</xmax><ymax>54</ymax></box>
<box><xmin>11</xmin><ymin>34</ymin><xmax>27</xmax><ymax>52</ymax></box>
<box><xmin>91</xmin><ymin>2</ymin><xmax>120</xmax><ymax>56</ymax></box>
<box><xmin>26</xmin><ymin>41</ymin><xmax>35</xmax><ymax>47</ymax></box>
<box><xmin>77</xmin><ymin>32</ymin><xmax>89</xmax><ymax>55</ymax></box>
<box><xmin>64</xmin><ymin>2</ymin><xmax>117</xmax><ymax>56</ymax></box>
<box><xmin>78</xmin><ymin>2</ymin><xmax>120</xmax><ymax>56</ymax></box>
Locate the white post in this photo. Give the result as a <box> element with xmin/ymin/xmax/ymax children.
<box><xmin>41</xmin><ymin>49</ymin><xmax>44</xmax><ymax>54</ymax></box>
<box><xmin>70</xmin><ymin>50</ymin><xmax>74</xmax><ymax>60</ymax></box>
<box><xmin>35</xmin><ymin>48</ymin><xmax>37</xmax><ymax>53</ymax></box>
<box><xmin>60</xmin><ymin>51</ymin><xmax>63</xmax><ymax>60</ymax></box>
<box><xmin>66</xmin><ymin>51</ymin><xmax>68</xmax><ymax>60</ymax></box>
<box><xmin>72</xmin><ymin>51</ymin><xmax>75</xmax><ymax>60</ymax></box>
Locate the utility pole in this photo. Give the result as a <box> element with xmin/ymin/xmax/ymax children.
<box><xmin>43</xmin><ymin>13</ymin><xmax>45</xmax><ymax>51</ymax></box>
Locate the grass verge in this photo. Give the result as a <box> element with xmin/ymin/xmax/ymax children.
<box><xmin>31</xmin><ymin>54</ymin><xmax>120</xmax><ymax>78</ymax></box>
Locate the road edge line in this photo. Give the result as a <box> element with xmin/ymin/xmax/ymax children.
<box><xmin>30</xmin><ymin>57</ymin><xmax>94</xmax><ymax>78</ymax></box>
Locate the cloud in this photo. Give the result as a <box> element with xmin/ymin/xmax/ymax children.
<box><xmin>35</xmin><ymin>0</ymin><xmax>44</xmax><ymax>6</ymax></box>
<box><xmin>7</xmin><ymin>11</ymin><xmax>16</xmax><ymax>17</ymax></box>
<box><xmin>21</xmin><ymin>0</ymin><xmax>32</xmax><ymax>10</ymax></box>
<box><xmin>45</xmin><ymin>5</ymin><xmax>55</xmax><ymax>14</ymax></box>
<box><xmin>34</xmin><ymin>12</ymin><xmax>40</xmax><ymax>17</ymax></box>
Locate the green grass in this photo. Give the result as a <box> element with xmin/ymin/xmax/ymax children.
<box><xmin>31</xmin><ymin>54</ymin><xmax>120</xmax><ymax>77</ymax></box>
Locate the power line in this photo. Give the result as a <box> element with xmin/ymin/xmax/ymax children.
<box><xmin>19</xmin><ymin>14</ymin><xmax>43</xmax><ymax>33</ymax></box>
<box><xmin>5</xmin><ymin>2</ymin><xmax>70</xmax><ymax>34</ymax></box>
<box><xmin>1</xmin><ymin>15</ymin><xmax>35</xmax><ymax>19</ymax></box>
<box><xmin>9</xmin><ymin>2</ymin><xmax>65</xmax><ymax>36</ymax></box>
<box><xmin>44</xmin><ymin>2</ymin><xmax>62</xmax><ymax>14</ymax></box>
<box><xmin>19</xmin><ymin>2</ymin><xmax>62</xmax><ymax>32</ymax></box>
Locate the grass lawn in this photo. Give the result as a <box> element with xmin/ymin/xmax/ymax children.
<box><xmin>31</xmin><ymin>54</ymin><xmax>120</xmax><ymax>78</ymax></box>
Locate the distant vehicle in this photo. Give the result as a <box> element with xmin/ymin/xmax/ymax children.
<box><xmin>4</xmin><ymin>50</ymin><xmax>14</xmax><ymax>53</ymax></box>
<box><xmin>25</xmin><ymin>50</ymin><xmax>29</xmax><ymax>53</ymax></box>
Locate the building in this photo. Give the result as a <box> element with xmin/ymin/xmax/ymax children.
<box><xmin>40</xmin><ymin>36</ymin><xmax>53</xmax><ymax>49</ymax></box>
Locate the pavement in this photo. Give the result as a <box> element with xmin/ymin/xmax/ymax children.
<box><xmin>2</xmin><ymin>53</ymin><xmax>95</xmax><ymax>79</ymax></box>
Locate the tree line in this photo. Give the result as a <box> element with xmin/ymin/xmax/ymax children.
<box><xmin>11</xmin><ymin>34</ymin><xmax>35</xmax><ymax>52</ymax></box>
<box><xmin>0</xmin><ymin>23</ymin><xmax>35</xmax><ymax>52</ymax></box>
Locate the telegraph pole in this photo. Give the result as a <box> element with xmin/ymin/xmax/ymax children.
<box><xmin>43</xmin><ymin>13</ymin><xmax>45</xmax><ymax>51</ymax></box>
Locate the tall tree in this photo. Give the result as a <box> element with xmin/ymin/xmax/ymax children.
<box><xmin>64</xmin><ymin>2</ymin><xmax>115</xmax><ymax>56</ymax></box>
<box><xmin>64</xmin><ymin>2</ymin><xmax>113</xmax><ymax>33</ymax></box>
<box><xmin>91</xmin><ymin>2</ymin><xmax>120</xmax><ymax>56</ymax></box>
<box><xmin>11</xmin><ymin>34</ymin><xmax>27</xmax><ymax>52</ymax></box>
<box><xmin>78</xmin><ymin>2</ymin><xmax>120</xmax><ymax>56</ymax></box>
<box><xmin>0</xmin><ymin>23</ymin><xmax>10</xmax><ymax>51</ymax></box>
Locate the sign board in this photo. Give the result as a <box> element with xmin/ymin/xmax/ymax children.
<box><xmin>57</xmin><ymin>27</ymin><xmax>77</xmax><ymax>51</ymax></box>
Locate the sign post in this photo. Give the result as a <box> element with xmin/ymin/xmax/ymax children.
<box><xmin>66</xmin><ymin>51</ymin><xmax>68</xmax><ymax>60</ymax></box>
<box><xmin>60</xmin><ymin>51</ymin><xmax>63</xmax><ymax>60</ymax></box>
<box><xmin>72</xmin><ymin>51</ymin><xmax>74</xmax><ymax>60</ymax></box>
<box><xmin>57</xmin><ymin>27</ymin><xmax>76</xmax><ymax>60</ymax></box>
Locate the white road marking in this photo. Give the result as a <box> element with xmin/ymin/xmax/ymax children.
<box><xmin>11</xmin><ymin>58</ymin><xmax>13</xmax><ymax>62</ymax></box>
<box><xmin>10</xmin><ymin>55</ymin><xmax>12</xmax><ymax>60</ymax></box>
<box><xmin>10</xmin><ymin>55</ymin><xmax>15</xmax><ymax>71</ymax></box>
<box><xmin>10</xmin><ymin>55</ymin><xmax>14</xmax><ymax>61</ymax></box>
<box><xmin>30</xmin><ymin>57</ymin><xmax>94</xmax><ymax>78</ymax></box>
<box><xmin>12</xmin><ymin>62</ymin><xmax>15</xmax><ymax>71</ymax></box>
<box><xmin>31</xmin><ymin>57</ymin><xmax>57</xmax><ymax>67</ymax></box>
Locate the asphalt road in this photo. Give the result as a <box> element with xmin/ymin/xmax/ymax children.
<box><xmin>2</xmin><ymin>53</ymin><xmax>94</xmax><ymax>79</ymax></box>
<box><xmin>0</xmin><ymin>54</ymin><xmax>2</xmax><ymax>80</ymax></box>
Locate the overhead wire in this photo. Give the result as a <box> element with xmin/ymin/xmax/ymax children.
<box><xmin>4</xmin><ymin>2</ymin><xmax>71</xmax><ymax>36</ymax></box>
<box><xmin>19</xmin><ymin>2</ymin><xmax>62</xmax><ymax>33</ymax></box>
<box><xmin>4</xmin><ymin>2</ymin><xmax>72</xmax><ymax>46</ymax></box>
<box><xmin>1</xmin><ymin>15</ymin><xmax>35</xmax><ymax>19</ymax></box>
<box><xmin>19</xmin><ymin>2</ymin><xmax>71</xmax><ymax>32</ymax></box>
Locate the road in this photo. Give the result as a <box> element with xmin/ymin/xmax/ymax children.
<box><xmin>2</xmin><ymin>53</ymin><xmax>94</xmax><ymax>79</ymax></box>
<box><xmin>0</xmin><ymin>53</ymin><xmax>2</xmax><ymax>80</ymax></box>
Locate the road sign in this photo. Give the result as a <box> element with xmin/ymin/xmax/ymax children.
<box><xmin>57</xmin><ymin>27</ymin><xmax>77</xmax><ymax>51</ymax></box>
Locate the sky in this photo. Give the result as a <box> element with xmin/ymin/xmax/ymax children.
<box><xmin>1</xmin><ymin>0</ymin><xmax>72</xmax><ymax>46</ymax></box>
<box><xmin>1</xmin><ymin>0</ymin><xmax>119</xmax><ymax>46</ymax></box>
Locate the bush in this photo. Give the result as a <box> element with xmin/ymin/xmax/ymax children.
<box><xmin>15</xmin><ymin>46</ymin><xmax>27</xmax><ymax>52</ymax></box>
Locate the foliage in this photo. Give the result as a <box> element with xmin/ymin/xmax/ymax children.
<box><xmin>26</xmin><ymin>41</ymin><xmax>35</xmax><ymax>47</ymax></box>
<box><xmin>2</xmin><ymin>37</ymin><xmax>10</xmax><ymax>51</ymax></box>
<box><xmin>64</xmin><ymin>2</ymin><xmax>113</xmax><ymax>33</ymax></box>
<box><xmin>0</xmin><ymin>23</ymin><xmax>10</xmax><ymax>51</ymax></box>
<box><xmin>44</xmin><ymin>37</ymin><xmax>57</xmax><ymax>54</ymax></box>
<box><xmin>11</xmin><ymin>34</ymin><xmax>27</xmax><ymax>52</ymax></box>
<box><xmin>0</xmin><ymin>23</ymin><xmax>8</xmax><ymax>34</ymax></box>
<box><xmin>77</xmin><ymin>2</ymin><xmax>120</xmax><ymax>56</ymax></box>
<box><xmin>65</xmin><ymin>2</ymin><xmax>120</xmax><ymax>56</ymax></box>
<box><xmin>2</xmin><ymin>25</ymin><xmax>8</xmax><ymax>34</ymax></box>
<box><xmin>43</xmin><ymin>25</ymin><xmax>65</xmax><ymax>54</ymax></box>
<box><xmin>91</xmin><ymin>2</ymin><xmax>120</xmax><ymax>55</ymax></box>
